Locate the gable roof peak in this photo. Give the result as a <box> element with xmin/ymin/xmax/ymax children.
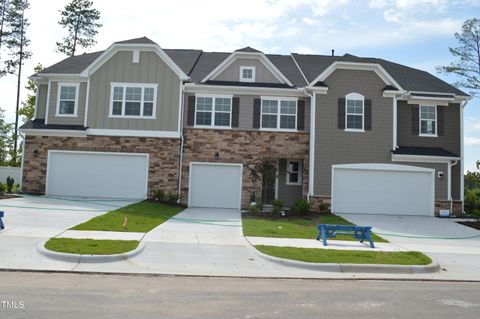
<box><xmin>235</xmin><ymin>46</ymin><xmax>262</xmax><ymax>53</ymax></box>
<box><xmin>114</xmin><ymin>36</ymin><xmax>156</xmax><ymax>45</ymax></box>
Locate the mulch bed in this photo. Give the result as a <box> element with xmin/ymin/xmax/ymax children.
<box><xmin>241</xmin><ymin>210</ymin><xmax>331</xmax><ymax>219</ymax></box>
<box><xmin>457</xmin><ymin>221</ymin><xmax>480</xmax><ymax>231</ymax></box>
<box><xmin>0</xmin><ymin>194</ymin><xmax>19</xmax><ymax>200</ymax></box>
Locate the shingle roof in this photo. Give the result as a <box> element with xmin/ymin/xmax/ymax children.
<box><xmin>392</xmin><ymin>146</ymin><xmax>459</xmax><ymax>158</ymax></box>
<box><xmin>20</xmin><ymin>119</ymin><xmax>87</xmax><ymax>131</ymax></box>
<box><xmin>38</xmin><ymin>51</ymin><xmax>104</xmax><ymax>74</ymax></box>
<box><xmin>164</xmin><ymin>49</ymin><xmax>202</xmax><ymax>76</ymax></box>
<box><xmin>36</xmin><ymin>38</ymin><xmax>467</xmax><ymax>95</ymax></box>
<box><xmin>114</xmin><ymin>36</ymin><xmax>156</xmax><ymax>45</ymax></box>
<box><xmin>235</xmin><ymin>46</ymin><xmax>262</xmax><ymax>53</ymax></box>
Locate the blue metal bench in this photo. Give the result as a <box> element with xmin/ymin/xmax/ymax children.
<box><xmin>0</xmin><ymin>211</ymin><xmax>4</xmax><ymax>230</ymax></box>
<box><xmin>317</xmin><ymin>224</ymin><xmax>375</xmax><ymax>248</ymax></box>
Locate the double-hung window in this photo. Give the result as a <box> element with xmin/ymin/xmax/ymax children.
<box><xmin>345</xmin><ymin>93</ymin><xmax>364</xmax><ymax>131</ymax></box>
<box><xmin>195</xmin><ymin>95</ymin><xmax>232</xmax><ymax>128</ymax></box>
<box><xmin>261</xmin><ymin>97</ymin><xmax>297</xmax><ymax>130</ymax></box>
<box><xmin>56</xmin><ymin>83</ymin><xmax>80</xmax><ymax>116</ymax></box>
<box><xmin>420</xmin><ymin>105</ymin><xmax>436</xmax><ymax>136</ymax></box>
<box><xmin>110</xmin><ymin>83</ymin><xmax>157</xmax><ymax>118</ymax></box>
<box><xmin>286</xmin><ymin>160</ymin><xmax>301</xmax><ymax>185</ymax></box>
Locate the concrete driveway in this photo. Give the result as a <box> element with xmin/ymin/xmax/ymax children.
<box><xmin>0</xmin><ymin>195</ymin><xmax>135</xmax><ymax>270</ymax></box>
<box><xmin>338</xmin><ymin>213</ymin><xmax>480</xmax><ymax>280</ymax></box>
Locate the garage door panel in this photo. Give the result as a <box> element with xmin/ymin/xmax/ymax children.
<box><xmin>332</xmin><ymin>164</ymin><xmax>434</xmax><ymax>216</ymax></box>
<box><xmin>189</xmin><ymin>163</ymin><xmax>242</xmax><ymax>209</ymax></box>
<box><xmin>47</xmin><ymin>151</ymin><xmax>148</xmax><ymax>199</ymax></box>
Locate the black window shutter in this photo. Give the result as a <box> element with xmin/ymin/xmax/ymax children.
<box><xmin>437</xmin><ymin>106</ymin><xmax>445</xmax><ymax>136</ymax></box>
<box><xmin>412</xmin><ymin>105</ymin><xmax>419</xmax><ymax>135</ymax></box>
<box><xmin>364</xmin><ymin>99</ymin><xmax>372</xmax><ymax>130</ymax></box>
<box><xmin>253</xmin><ymin>98</ymin><xmax>261</xmax><ymax>129</ymax></box>
<box><xmin>187</xmin><ymin>95</ymin><xmax>196</xmax><ymax>126</ymax></box>
<box><xmin>297</xmin><ymin>100</ymin><xmax>305</xmax><ymax>130</ymax></box>
<box><xmin>338</xmin><ymin>98</ymin><xmax>345</xmax><ymax>129</ymax></box>
<box><xmin>232</xmin><ymin>97</ymin><xmax>240</xmax><ymax>128</ymax></box>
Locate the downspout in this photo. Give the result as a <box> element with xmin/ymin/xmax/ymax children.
<box><xmin>448</xmin><ymin>160</ymin><xmax>459</xmax><ymax>214</ymax></box>
<box><xmin>392</xmin><ymin>94</ymin><xmax>398</xmax><ymax>149</ymax></box>
<box><xmin>177</xmin><ymin>82</ymin><xmax>185</xmax><ymax>203</ymax></box>
<box><xmin>303</xmin><ymin>88</ymin><xmax>315</xmax><ymax>202</ymax></box>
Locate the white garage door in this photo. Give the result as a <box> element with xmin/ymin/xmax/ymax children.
<box><xmin>189</xmin><ymin>163</ymin><xmax>242</xmax><ymax>209</ymax></box>
<box><xmin>46</xmin><ymin>151</ymin><xmax>148</xmax><ymax>199</ymax></box>
<box><xmin>331</xmin><ymin>163</ymin><xmax>434</xmax><ymax>216</ymax></box>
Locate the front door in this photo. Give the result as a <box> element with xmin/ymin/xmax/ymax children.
<box><xmin>261</xmin><ymin>174</ymin><xmax>275</xmax><ymax>204</ymax></box>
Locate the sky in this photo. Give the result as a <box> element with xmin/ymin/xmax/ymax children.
<box><xmin>0</xmin><ymin>0</ymin><xmax>479</xmax><ymax>171</ymax></box>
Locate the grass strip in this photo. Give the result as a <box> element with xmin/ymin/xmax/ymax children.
<box><xmin>45</xmin><ymin>238</ymin><xmax>139</xmax><ymax>255</ymax></box>
<box><xmin>71</xmin><ymin>200</ymin><xmax>182</xmax><ymax>232</ymax></box>
<box><xmin>255</xmin><ymin>245</ymin><xmax>431</xmax><ymax>265</ymax></box>
<box><xmin>243</xmin><ymin>214</ymin><xmax>387</xmax><ymax>242</ymax></box>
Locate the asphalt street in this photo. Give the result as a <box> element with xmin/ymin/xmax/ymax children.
<box><xmin>0</xmin><ymin>271</ymin><xmax>479</xmax><ymax>319</ymax></box>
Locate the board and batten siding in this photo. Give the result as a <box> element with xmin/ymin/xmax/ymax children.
<box><xmin>183</xmin><ymin>93</ymin><xmax>310</xmax><ymax>131</ymax></box>
<box><xmin>47</xmin><ymin>82</ymin><xmax>87</xmax><ymax>125</ymax></box>
<box><xmin>314</xmin><ymin>69</ymin><xmax>394</xmax><ymax>196</ymax></box>
<box><xmin>396</xmin><ymin>101</ymin><xmax>461</xmax><ymax>156</ymax></box>
<box><xmin>213</xmin><ymin>58</ymin><xmax>282</xmax><ymax>83</ymax></box>
<box><xmin>88</xmin><ymin>50</ymin><xmax>181</xmax><ymax>131</ymax></box>
<box><xmin>35</xmin><ymin>84</ymin><xmax>48</xmax><ymax>119</ymax></box>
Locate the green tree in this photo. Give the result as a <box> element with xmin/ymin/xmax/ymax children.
<box><xmin>465</xmin><ymin>161</ymin><xmax>480</xmax><ymax>223</ymax></box>
<box><xmin>436</xmin><ymin>18</ymin><xmax>480</xmax><ymax>97</ymax></box>
<box><xmin>0</xmin><ymin>107</ymin><xmax>15</xmax><ymax>166</ymax></box>
<box><xmin>4</xmin><ymin>0</ymin><xmax>30</xmax><ymax>164</ymax></box>
<box><xmin>18</xmin><ymin>63</ymin><xmax>42</xmax><ymax>122</ymax></box>
<box><xmin>56</xmin><ymin>0</ymin><xmax>102</xmax><ymax>57</ymax></box>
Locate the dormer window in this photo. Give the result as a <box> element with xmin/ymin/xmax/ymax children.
<box><xmin>240</xmin><ymin>66</ymin><xmax>255</xmax><ymax>82</ymax></box>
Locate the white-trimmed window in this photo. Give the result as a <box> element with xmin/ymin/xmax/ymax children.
<box><xmin>195</xmin><ymin>95</ymin><xmax>232</xmax><ymax>128</ymax></box>
<box><xmin>56</xmin><ymin>82</ymin><xmax>80</xmax><ymax>117</ymax></box>
<box><xmin>109</xmin><ymin>83</ymin><xmax>157</xmax><ymax>118</ymax></box>
<box><xmin>345</xmin><ymin>92</ymin><xmax>364</xmax><ymax>131</ymax></box>
<box><xmin>261</xmin><ymin>97</ymin><xmax>297</xmax><ymax>130</ymax></box>
<box><xmin>420</xmin><ymin>105</ymin><xmax>437</xmax><ymax>136</ymax></box>
<box><xmin>240</xmin><ymin>66</ymin><xmax>255</xmax><ymax>82</ymax></box>
<box><xmin>286</xmin><ymin>160</ymin><xmax>301</xmax><ymax>185</ymax></box>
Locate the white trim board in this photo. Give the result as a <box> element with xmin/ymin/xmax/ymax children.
<box><xmin>201</xmin><ymin>51</ymin><xmax>293</xmax><ymax>86</ymax></box>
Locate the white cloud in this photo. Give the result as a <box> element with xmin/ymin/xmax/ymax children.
<box><xmin>292</xmin><ymin>46</ymin><xmax>314</xmax><ymax>54</ymax></box>
<box><xmin>302</xmin><ymin>17</ymin><xmax>316</xmax><ymax>26</ymax></box>
<box><xmin>465</xmin><ymin>136</ymin><xmax>480</xmax><ymax>145</ymax></box>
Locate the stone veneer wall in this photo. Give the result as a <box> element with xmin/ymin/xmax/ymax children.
<box><xmin>181</xmin><ymin>128</ymin><xmax>310</xmax><ymax>208</ymax></box>
<box><xmin>22</xmin><ymin>135</ymin><xmax>180</xmax><ymax>197</ymax></box>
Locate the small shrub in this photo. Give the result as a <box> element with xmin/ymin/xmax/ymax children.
<box><xmin>318</xmin><ymin>202</ymin><xmax>330</xmax><ymax>212</ymax></box>
<box><xmin>167</xmin><ymin>193</ymin><xmax>179</xmax><ymax>203</ymax></box>
<box><xmin>251</xmin><ymin>202</ymin><xmax>263</xmax><ymax>214</ymax></box>
<box><xmin>271</xmin><ymin>199</ymin><xmax>284</xmax><ymax>215</ymax></box>
<box><xmin>6</xmin><ymin>177</ymin><xmax>14</xmax><ymax>194</ymax></box>
<box><xmin>0</xmin><ymin>182</ymin><xmax>5</xmax><ymax>195</ymax></box>
<box><xmin>155</xmin><ymin>189</ymin><xmax>165</xmax><ymax>201</ymax></box>
<box><xmin>289</xmin><ymin>199</ymin><xmax>311</xmax><ymax>215</ymax></box>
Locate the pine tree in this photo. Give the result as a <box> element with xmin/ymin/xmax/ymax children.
<box><xmin>4</xmin><ymin>0</ymin><xmax>31</xmax><ymax>163</ymax></box>
<box><xmin>18</xmin><ymin>63</ymin><xmax>42</xmax><ymax>122</ymax></box>
<box><xmin>436</xmin><ymin>18</ymin><xmax>480</xmax><ymax>97</ymax></box>
<box><xmin>56</xmin><ymin>0</ymin><xmax>102</xmax><ymax>57</ymax></box>
<box><xmin>0</xmin><ymin>0</ymin><xmax>11</xmax><ymax>77</ymax></box>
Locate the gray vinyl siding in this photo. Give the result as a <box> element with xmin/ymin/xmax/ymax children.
<box><xmin>314</xmin><ymin>69</ymin><xmax>394</xmax><ymax>196</ymax></box>
<box><xmin>397</xmin><ymin>101</ymin><xmax>461</xmax><ymax>156</ymax></box>
<box><xmin>277</xmin><ymin>159</ymin><xmax>303</xmax><ymax>206</ymax></box>
<box><xmin>184</xmin><ymin>93</ymin><xmax>310</xmax><ymax>131</ymax></box>
<box><xmin>47</xmin><ymin>81</ymin><xmax>87</xmax><ymax>125</ymax></box>
<box><xmin>213</xmin><ymin>58</ymin><xmax>282</xmax><ymax>83</ymax></box>
<box><xmin>35</xmin><ymin>84</ymin><xmax>48</xmax><ymax>119</ymax></box>
<box><xmin>395</xmin><ymin>162</ymin><xmax>448</xmax><ymax>200</ymax></box>
<box><xmin>88</xmin><ymin>51</ymin><xmax>181</xmax><ymax>131</ymax></box>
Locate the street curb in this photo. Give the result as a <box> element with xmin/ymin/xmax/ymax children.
<box><xmin>251</xmin><ymin>246</ymin><xmax>440</xmax><ymax>274</ymax></box>
<box><xmin>36</xmin><ymin>239</ymin><xmax>146</xmax><ymax>263</ymax></box>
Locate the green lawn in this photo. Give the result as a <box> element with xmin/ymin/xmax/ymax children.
<box><xmin>45</xmin><ymin>238</ymin><xmax>139</xmax><ymax>255</ymax></box>
<box><xmin>242</xmin><ymin>214</ymin><xmax>387</xmax><ymax>242</ymax></box>
<box><xmin>256</xmin><ymin>245</ymin><xmax>431</xmax><ymax>265</ymax></box>
<box><xmin>71</xmin><ymin>201</ymin><xmax>183</xmax><ymax>232</ymax></box>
